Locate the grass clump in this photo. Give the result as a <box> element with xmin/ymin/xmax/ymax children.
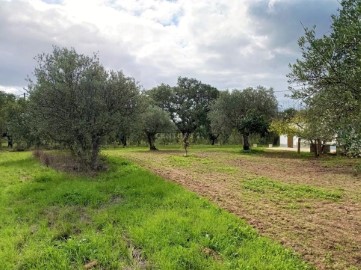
<box><xmin>243</xmin><ymin>177</ymin><xmax>343</xmax><ymax>201</ymax></box>
<box><xmin>168</xmin><ymin>155</ymin><xmax>212</xmax><ymax>167</ymax></box>
<box><xmin>168</xmin><ymin>155</ymin><xmax>238</xmax><ymax>174</ymax></box>
<box><xmin>0</xmin><ymin>151</ymin><xmax>312</xmax><ymax>269</ymax></box>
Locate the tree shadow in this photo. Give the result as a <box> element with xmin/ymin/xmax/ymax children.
<box><xmin>0</xmin><ymin>157</ymin><xmax>35</xmax><ymax>168</ymax></box>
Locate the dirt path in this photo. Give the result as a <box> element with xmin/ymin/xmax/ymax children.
<box><xmin>113</xmin><ymin>148</ymin><xmax>361</xmax><ymax>270</ymax></box>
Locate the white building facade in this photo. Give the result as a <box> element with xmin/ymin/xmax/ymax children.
<box><xmin>279</xmin><ymin>134</ymin><xmax>309</xmax><ymax>148</ymax></box>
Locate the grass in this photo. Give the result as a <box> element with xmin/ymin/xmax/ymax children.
<box><xmin>243</xmin><ymin>177</ymin><xmax>343</xmax><ymax>202</ymax></box>
<box><xmin>319</xmin><ymin>154</ymin><xmax>361</xmax><ymax>176</ymax></box>
<box><xmin>168</xmin><ymin>155</ymin><xmax>238</xmax><ymax>174</ymax></box>
<box><xmin>0</xmin><ymin>151</ymin><xmax>311</xmax><ymax>269</ymax></box>
<box><xmin>110</xmin><ymin>145</ymin><xmax>361</xmax><ymax>269</ymax></box>
<box><xmin>241</xmin><ymin>176</ymin><xmax>344</xmax><ymax>211</ymax></box>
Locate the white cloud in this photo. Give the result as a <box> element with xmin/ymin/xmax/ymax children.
<box><xmin>0</xmin><ymin>0</ymin><xmax>340</xmax><ymax>105</ymax></box>
<box><xmin>0</xmin><ymin>85</ymin><xmax>25</xmax><ymax>96</ymax></box>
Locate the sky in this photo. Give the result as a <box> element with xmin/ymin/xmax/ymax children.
<box><xmin>0</xmin><ymin>0</ymin><xmax>340</xmax><ymax>107</ymax></box>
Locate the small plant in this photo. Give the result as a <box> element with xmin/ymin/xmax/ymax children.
<box><xmin>41</xmin><ymin>153</ymin><xmax>51</xmax><ymax>167</ymax></box>
<box><xmin>32</xmin><ymin>149</ymin><xmax>52</xmax><ymax>167</ymax></box>
<box><xmin>183</xmin><ymin>141</ymin><xmax>189</xmax><ymax>157</ymax></box>
<box><xmin>32</xmin><ymin>149</ymin><xmax>43</xmax><ymax>159</ymax></box>
<box><xmin>353</xmin><ymin>164</ymin><xmax>361</xmax><ymax>177</ymax></box>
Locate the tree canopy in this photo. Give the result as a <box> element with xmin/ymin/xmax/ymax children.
<box><xmin>209</xmin><ymin>86</ymin><xmax>278</xmax><ymax>150</ymax></box>
<box><xmin>28</xmin><ymin>46</ymin><xmax>141</xmax><ymax>169</ymax></box>
<box><xmin>288</xmin><ymin>0</ymin><xmax>361</xmax><ymax>156</ymax></box>
<box><xmin>0</xmin><ymin>91</ymin><xmax>16</xmax><ymax>147</ymax></box>
<box><xmin>148</xmin><ymin>77</ymin><xmax>219</xmax><ymax>154</ymax></box>
<box><xmin>141</xmin><ymin>103</ymin><xmax>175</xmax><ymax>150</ymax></box>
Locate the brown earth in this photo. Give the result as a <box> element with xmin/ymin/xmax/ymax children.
<box><xmin>112</xmin><ymin>147</ymin><xmax>361</xmax><ymax>270</ymax></box>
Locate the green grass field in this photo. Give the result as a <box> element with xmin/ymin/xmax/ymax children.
<box><xmin>102</xmin><ymin>145</ymin><xmax>361</xmax><ymax>269</ymax></box>
<box><xmin>0</xmin><ymin>150</ymin><xmax>311</xmax><ymax>269</ymax></box>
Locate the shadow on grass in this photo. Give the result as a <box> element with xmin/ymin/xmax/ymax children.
<box><xmin>238</xmin><ymin>149</ymin><xmax>361</xmax><ymax>176</ymax></box>
<box><xmin>0</xmin><ymin>157</ymin><xmax>35</xmax><ymax>168</ymax></box>
<box><xmin>255</xmin><ymin>150</ymin><xmax>313</xmax><ymax>159</ymax></box>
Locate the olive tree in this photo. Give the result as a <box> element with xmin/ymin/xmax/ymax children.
<box><xmin>148</xmin><ymin>77</ymin><xmax>219</xmax><ymax>155</ymax></box>
<box><xmin>4</xmin><ymin>98</ymin><xmax>36</xmax><ymax>149</ymax></box>
<box><xmin>28</xmin><ymin>46</ymin><xmax>141</xmax><ymax>169</ymax></box>
<box><xmin>141</xmin><ymin>105</ymin><xmax>175</xmax><ymax>150</ymax></box>
<box><xmin>0</xmin><ymin>93</ymin><xmax>38</xmax><ymax>150</ymax></box>
<box><xmin>0</xmin><ymin>91</ymin><xmax>16</xmax><ymax>135</ymax></box>
<box><xmin>288</xmin><ymin>0</ymin><xmax>361</xmax><ymax>156</ymax></box>
<box><xmin>209</xmin><ymin>86</ymin><xmax>278</xmax><ymax>151</ymax></box>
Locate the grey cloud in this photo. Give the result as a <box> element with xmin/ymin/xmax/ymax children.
<box><xmin>248</xmin><ymin>0</ymin><xmax>339</xmax><ymax>47</ymax></box>
<box><xmin>0</xmin><ymin>0</ymin><xmax>139</xmax><ymax>87</ymax></box>
<box><xmin>0</xmin><ymin>1</ymin><xmax>58</xmax><ymax>85</ymax></box>
<box><xmin>0</xmin><ymin>0</ymin><xmax>342</xmax><ymax>107</ymax></box>
<box><xmin>195</xmin><ymin>0</ymin><xmax>340</xmax><ymax>99</ymax></box>
<box><xmin>245</xmin><ymin>0</ymin><xmax>339</xmax><ymax>100</ymax></box>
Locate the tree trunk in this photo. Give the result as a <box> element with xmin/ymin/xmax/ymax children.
<box><xmin>273</xmin><ymin>135</ymin><xmax>279</xmax><ymax>146</ymax></box>
<box><xmin>90</xmin><ymin>136</ymin><xmax>100</xmax><ymax>170</ymax></box>
<box><xmin>7</xmin><ymin>135</ymin><xmax>13</xmax><ymax>148</ymax></box>
<box><xmin>243</xmin><ymin>133</ymin><xmax>250</xmax><ymax>151</ymax></box>
<box><xmin>209</xmin><ymin>134</ymin><xmax>218</xmax><ymax>145</ymax></box>
<box><xmin>183</xmin><ymin>132</ymin><xmax>190</xmax><ymax>156</ymax></box>
<box><xmin>317</xmin><ymin>139</ymin><xmax>322</xmax><ymax>156</ymax></box>
<box><xmin>119</xmin><ymin>134</ymin><xmax>127</xmax><ymax>147</ymax></box>
<box><xmin>297</xmin><ymin>138</ymin><xmax>301</xmax><ymax>154</ymax></box>
<box><xmin>320</xmin><ymin>140</ymin><xmax>325</xmax><ymax>154</ymax></box>
<box><xmin>147</xmin><ymin>133</ymin><xmax>157</xmax><ymax>151</ymax></box>
<box><xmin>313</xmin><ymin>139</ymin><xmax>321</xmax><ymax>158</ymax></box>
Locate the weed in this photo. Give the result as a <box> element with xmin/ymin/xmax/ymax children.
<box><xmin>353</xmin><ymin>164</ymin><xmax>361</xmax><ymax>177</ymax></box>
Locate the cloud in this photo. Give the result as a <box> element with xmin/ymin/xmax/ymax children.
<box><xmin>0</xmin><ymin>0</ymin><xmax>340</xmax><ymax>105</ymax></box>
<box><xmin>248</xmin><ymin>0</ymin><xmax>337</xmax><ymax>47</ymax></box>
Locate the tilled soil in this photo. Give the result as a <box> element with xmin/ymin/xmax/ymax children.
<box><xmin>114</xmin><ymin>148</ymin><xmax>361</xmax><ymax>270</ymax></box>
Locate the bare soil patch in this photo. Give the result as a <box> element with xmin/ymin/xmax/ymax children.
<box><xmin>116</xmin><ymin>148</ymin><xmax>361</xmax><ymax>270</ymax></box>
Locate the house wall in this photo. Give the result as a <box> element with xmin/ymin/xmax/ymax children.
<box><xmin>280</xmin><ymin>135</ymin><xmax>288</xmax><ymax>147</ymax></box>
<box><xmin>280</xmin><ymin>135</ymin><xmax>309</xmax><ymax>148</ymax></box>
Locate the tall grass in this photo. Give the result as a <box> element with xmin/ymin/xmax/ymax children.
<box><xmin>0</xmin><ymin>151</ymin><xmax>311</xmax><ymax>269</ymax></box>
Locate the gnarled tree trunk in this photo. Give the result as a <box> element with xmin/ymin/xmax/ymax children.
<box><xmin>119</xmin><ymin>134</ymin><xmax>127</xmax><ymax>147</ymax></box>
<box><xmin>146</xmin><ymin>132</ymin><xmax>157</xmax><ymax>151</ymax></box>
<box><xmin>7</xmin><ymin>135</ymin><xmax>13</xmax><ymax>148</ymax></box>
<box><xmin>243</xmin><ymin>133</ymin><xmax>250</xmax><ymax>151</ymax></box>
<box><xmin>90</xmin><ymin>136</ymin><xmax>101</xmax><ymax>170</ymax></box>
<box><xmin>183</xmin><ymin>132</ymin><xmax>190</xmax><ymax>156</ymax></box>
<box><xmin>209</xmin><ymin>133</ymin><xmax>219</xmax><ymax>145</ymax></box>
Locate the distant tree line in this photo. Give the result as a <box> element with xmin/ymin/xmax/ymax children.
<box><xmin>1</xmin><ymin>0</ymin><xmax>359</xmax><ymax>169</ymax></box>
<box><xmin>0</xmin><ymin>47</ymin><xmax>279</xmax><ymax>169</ymax></box>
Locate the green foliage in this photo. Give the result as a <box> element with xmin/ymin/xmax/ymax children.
<box><xmin>337</xmin><ymin>125</ymin><xmax>361</xmax><ymax>156</ymax></box>
<box><xmin>0</xmin><ymin>91</ymin><xmax>16</xmax><ymax>144</ymax></box>
<box><xmin>5</xmin><ymin>98</ymin><xmax>36</xmax><ymax>149</ymax></box>
<box><xmin>243</xmin><ymin>177</ymin><xmax>342</xmax><ymax>202</ymax></box>
<box><xmin>148</xmin><ymin>77</ymin><xmax>219</xmax><ymax>149</ymax></box>
<box><xmin>0</xmin><ymin>151</ymin><xmax>311</xmax><ymax>269</ymax></box>
<box><xmin>288</xmin><ymin>0</ymin><xmax>361</xmax><ymax>156</ymax></box>
<box><xmin>0</xmin><ymin>91</ymin><xmax>34</xmax><ymax>150</ymax></box>
<box><xmin>28</xmin><ymin>46</ymin><xmax>141</xmax><ymax>169</ymax></box>
<box><xmin>141</xmin><ymin>104</ymin><xmax>175</xmax><ymax>150</ymax></box>
<box><xmin>270</xmin><ymin>108</ymin><xmax>299</xmax><ymax>136</ymax></box>
<box><xmin>209</xmin><ymin>86</ymin><xmax>278</xmax><ymax>150</ymax></box>
<box><xmin>270</xmin><ymin>108</ymin><xmax>334</xmax><ymax>146</ymax></box>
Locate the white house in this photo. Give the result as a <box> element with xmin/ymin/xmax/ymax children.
<box><xmin>280</xmin><ymin>134</ymin><xmax>337</xmax><ymax>153</ymax></box>
<box><xmin>279</xmin><ymin>134</ymin><xmax>309</xmax><ymax>148</ymax></box>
